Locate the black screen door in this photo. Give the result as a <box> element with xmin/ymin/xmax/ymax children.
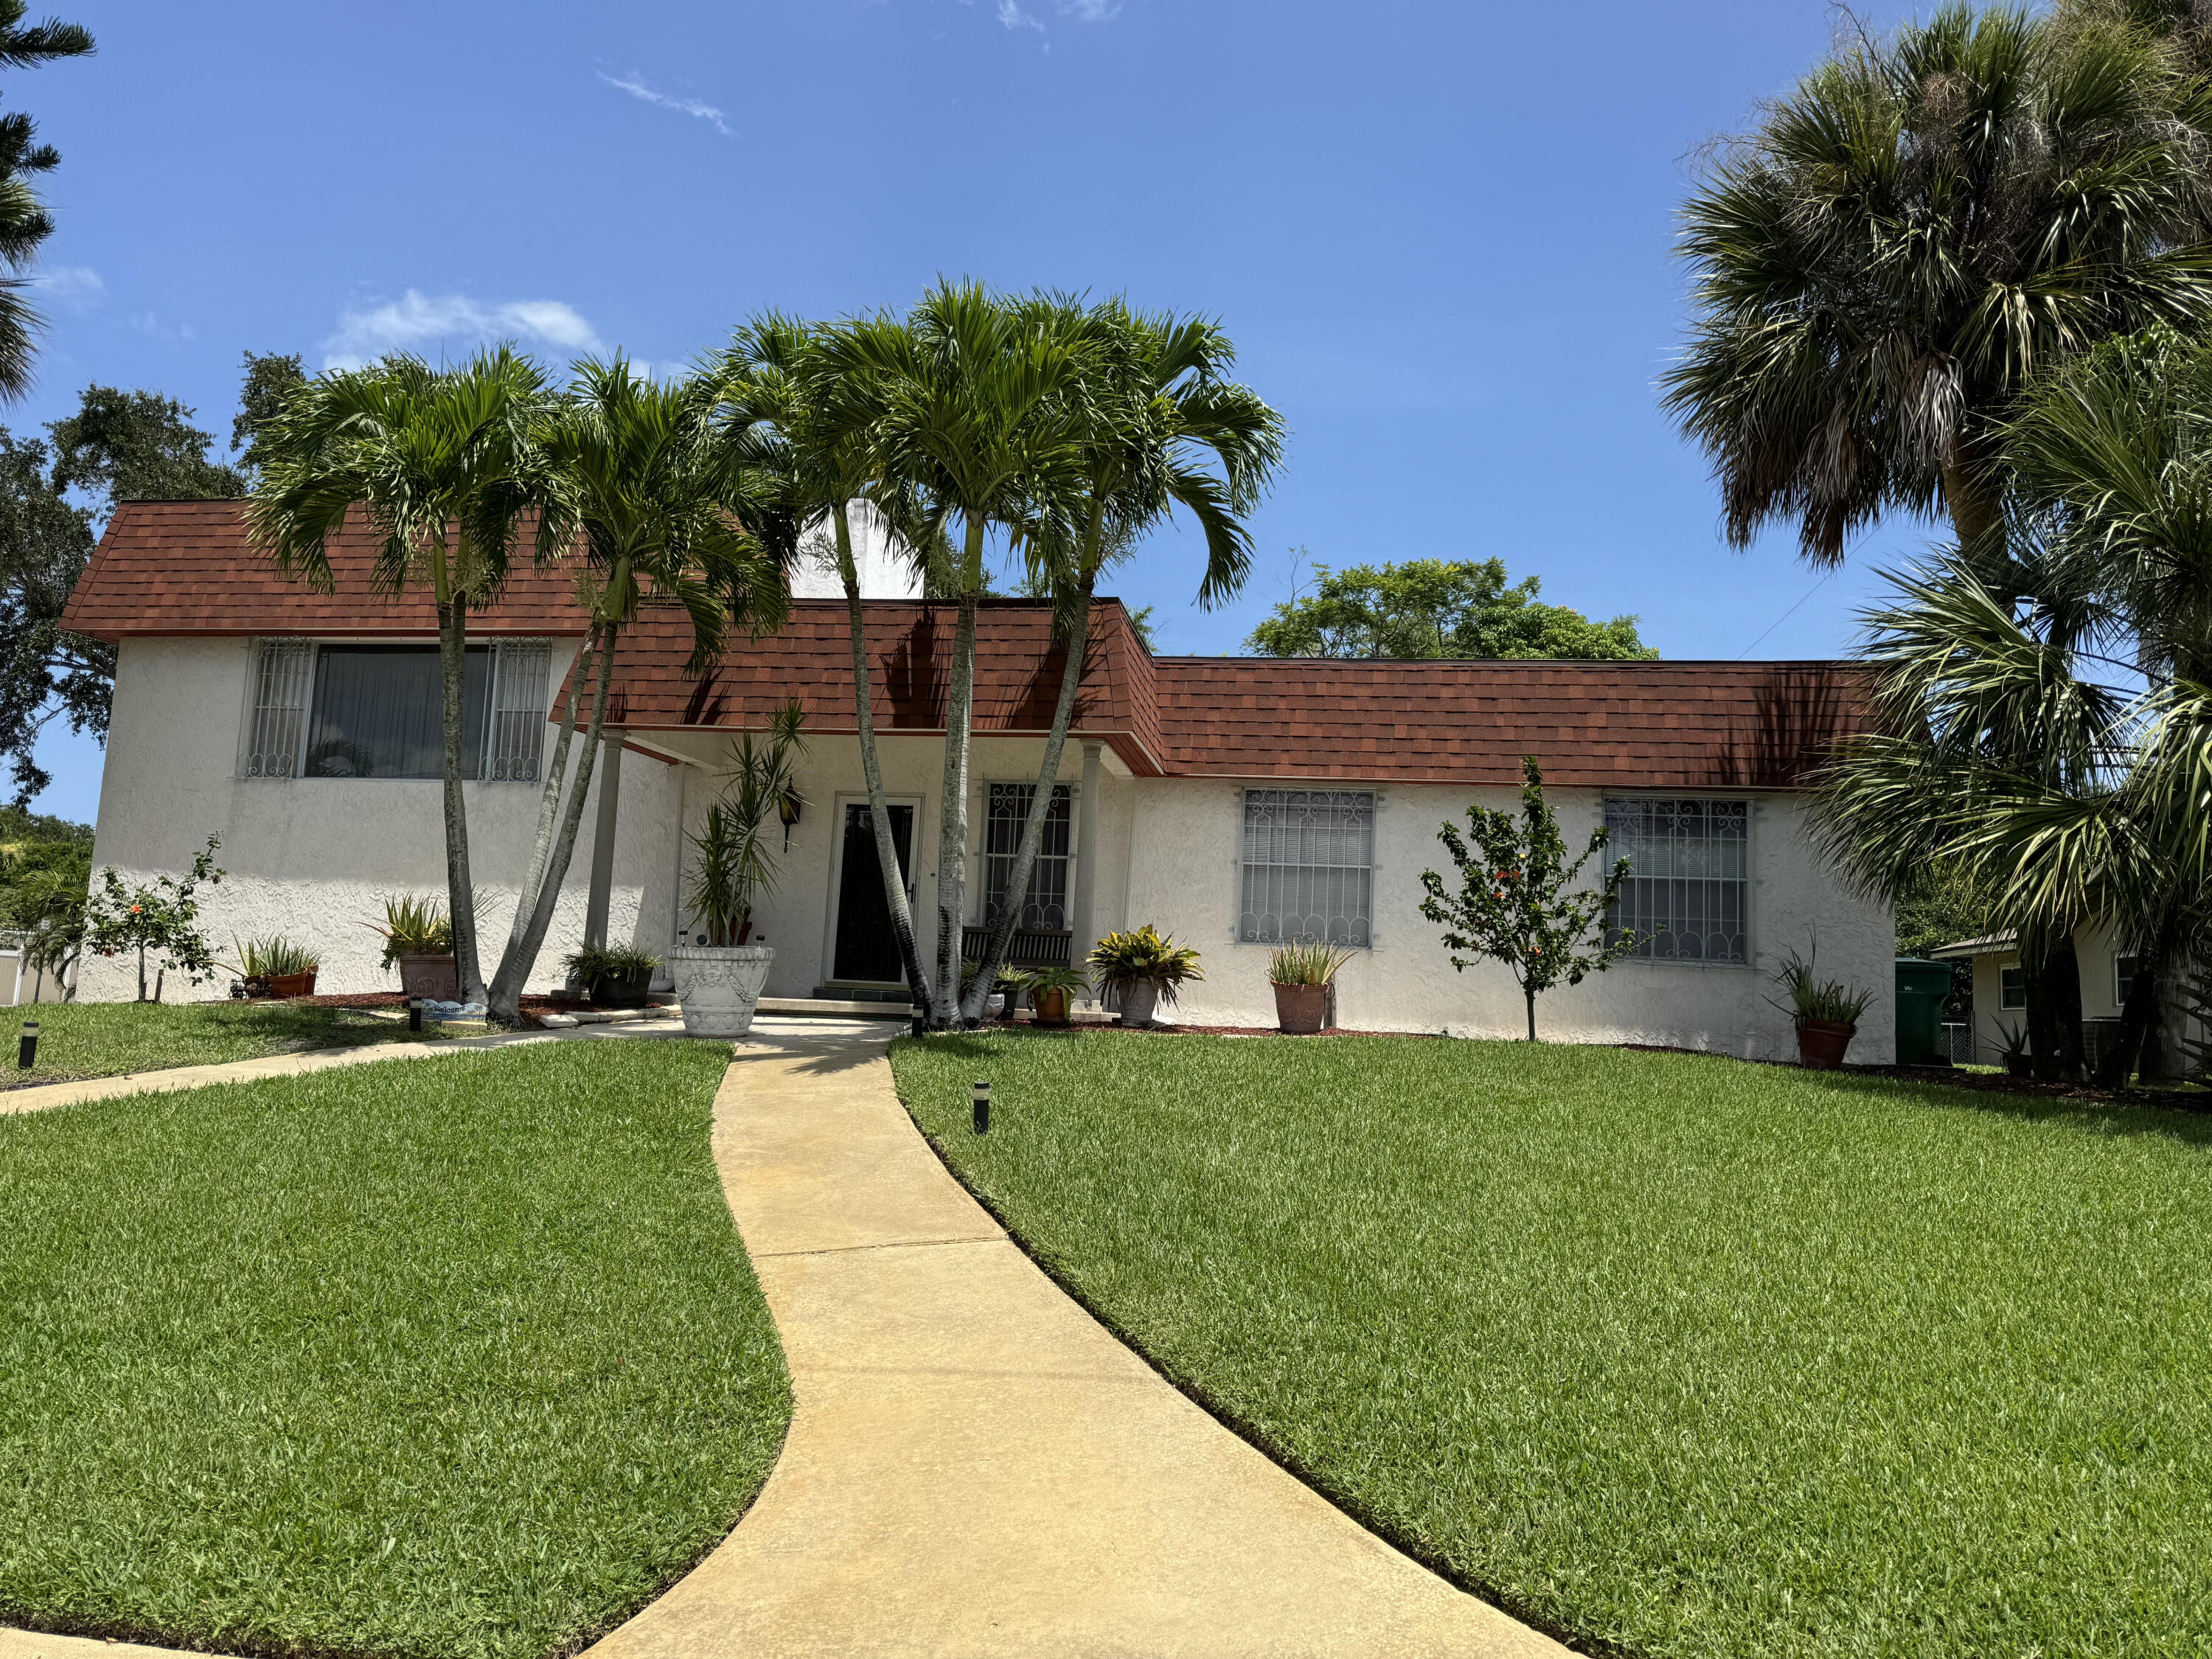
<box><xmin>832</xmin><ymin>803</ymin><xmax>914</xmax><ymax>983</ymax></box>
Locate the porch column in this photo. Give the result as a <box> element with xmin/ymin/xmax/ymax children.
<box><xmin>1071</xmin><ymin>740</ymin><xmax>1103</xmax><ymax>993</ymax></box>
<box><xmin>583</xmin><ymin>737</ymin><xmax>624</xmax><ymax>949</ymax></box>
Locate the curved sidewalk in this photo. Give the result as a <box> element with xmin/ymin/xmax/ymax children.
<box><xmin>585</xmin><ymin>1024</ymin><xmax>1563</xmax><ymax>1659</ymax></box>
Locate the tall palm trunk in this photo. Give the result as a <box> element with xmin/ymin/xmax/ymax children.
<box><xmin>1941</xmin><ymin>433</ymin><xmax>2006</xmax><ymax>557</ymax></box>
<box><xmin>2023</xmin><ymin>931</ymin><xmax>2087</xmax><ymax>1082</ymax></box>
<box><xmin>963</xmin><ymin>574</ymin><xmax>1093</xmax><ymax>1022</ymax></box>
<box><xmin>932</xmin><ymin>512</ymin><xmax>987</xmax><ymax>1026</ymax></box>
<box><xmin>484</xmin><ymin>621</ymin><xmax>616</xmax><ymax>1023</ymax></box>
<box><xmin>835</xmin><ymin>504</ymin><xmax>935</xmax><ymax>1018</ymax></box>
<box><xmin>434</xmin><ymin>574</ymin><xmax>485</xmax><ymax>1004</ymax></box>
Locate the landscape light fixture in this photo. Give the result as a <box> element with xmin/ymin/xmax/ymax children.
<box><xmin>17</xmin><ymin>1020</ymin><xmax>37</xmax><ymax>1070</ymax></box>
<box><xmin>408</xmin><ymin>997</ymin><xmax>424</xmax><ymax>1033</ymax></box>
<box><xmin>973</xmin><ymin>1079</ymin><xmax>990</xmax><ymax>1135</ymax></box>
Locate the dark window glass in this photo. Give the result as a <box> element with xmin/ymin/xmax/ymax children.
<box><xmin>2000</xmin><ymin>966</ymin><xmax>2026</xmax><ymax>1010</ymax></box>
<box><xmin>984</xmin><ymin>783</ymin><xmax>1072</xmax><ymax>931</ymax></box>
<box><xmin>305</xmin><ymin>646</ymin><xmax>490</xmax><ymax>779</ymax></box>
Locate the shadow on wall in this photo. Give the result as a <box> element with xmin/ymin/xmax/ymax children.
<box><xmin>1706</xmin><ymin>665</ymin><xmax>1863</xmax><ymax>790</ymax></box>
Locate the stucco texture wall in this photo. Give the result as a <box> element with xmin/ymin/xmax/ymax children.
<box><xmin>77</xmin><ymin>639</ymin><xmax>681</xmax><ymax>1002</ymax></box>
<box><xmin>1122</xmin><ymin>779</ymin><xmax>1896</xmax><ymax>1061</ymax></box>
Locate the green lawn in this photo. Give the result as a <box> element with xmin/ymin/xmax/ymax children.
<box><xmin>0</xmin><ymin>1040</ymin><xmax>789</xmax><ymax>1659</ymax></box>
<box><xmin>1</xmin><ymin>998</ymin><xmax>458</xmax><ymax>1086</ymax></box>
<box><xmin>894</xmin><ymin>1032</ymin><xmax>2212</xmax><ymax>1658</ymax></box>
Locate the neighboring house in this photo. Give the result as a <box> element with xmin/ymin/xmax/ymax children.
<box><xmin>61</xmin><ymin>501</ymin><xmax>1894</xmax><ymax>1057</ymax></box>
<box><xmin>1931</xmin><ymin>927</ymin><xmax>2206</xmax><ymax>1071</ymax></box>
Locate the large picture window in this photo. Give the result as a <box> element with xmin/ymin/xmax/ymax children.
<box><xmin>983</xmin><ymin>782</ymin><xmax>1071</xmax><ymax>931</ymax></box>
<box><xmin>243</xmin><ymin>639</ymin><xmax>550</xmax><ymax>782</ymax></box>
<box><xmin>1239</xmin><ymin>788</ymin><xmax>1374</xmax><ymax>947</ymax></box>
<box><xmin>1604</xmin><ymin>797</ymin><xmax>1750</xmax><ymax>964</ymax></box>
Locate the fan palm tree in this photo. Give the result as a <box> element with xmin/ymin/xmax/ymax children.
<box><xmin>714</xmin><ymin>314</ymin><xmax>947</xmax><ymax>1018</ymax></box>
<box><xmin>1663</xmin><ymin>2</ymin><xmax>2212</xmax><ymax>566</ymax></box>
<box><xmin>960</xmin><ymin>296</ymin><xmax>1285</xmax><ymax>1021</ymax></box>
<box><xmin>0</xmin><ymin>0</ymin><xmax>94</xmax><ymax>401</ymax></box>
<box><xmin>820</xmin><ymin>281</ymin><xmax>1091</xmax><ymax>1024</ymax></box>
<box><xmin>245</xmin><ymin>349</ymin><xmax>562</xmax><ymax>1002</ymax></box>
<box><xmin>480</xmin><ymin>357</ymin><xmax>787</xmax><ymax>1025</ymax></box>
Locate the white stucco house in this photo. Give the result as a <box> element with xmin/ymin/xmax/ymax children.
<box><xmin>61</xmin><ymin>501</ymin><xmax>1895</xmax><ymax>1058</ymax></box>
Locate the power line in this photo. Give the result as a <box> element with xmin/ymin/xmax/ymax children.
<box><xmin>1737</xmin><ymin>573</ymin><xmax>1832</xmax><ymax>659</ymax></box>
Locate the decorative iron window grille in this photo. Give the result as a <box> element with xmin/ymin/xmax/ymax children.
<box><xmin>1239</xmin><ymin>788</ymin><xmax>1374</xmax><ymax>946</ymax></box>
<box><xmin>1604</xmin><ymin>797</ymin><xmax>1750</xmax><ymax>964</ymax></box>
<box><xmin>984</xmin><ymin>783</ymin><xmax>1072</xmax><ymax>931</ymax></box>
<box><xmin>242</xmin><ymin>639</ymin><xmax>315</xmax><ymax>778</ymax></box>
<box><xmin>485</xmin><ymin>639</ymin><xmax>550</xmax><ymax>782</ymax></box>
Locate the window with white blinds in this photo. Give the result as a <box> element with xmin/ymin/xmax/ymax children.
<box><xmin>240</xmin><ymin>637</ymin><xmax>549</xmax><ymax>782</ymax></box>
<box><xmin>1238</xmin><ymin>788</ymin><xmax>1374</xmax><ymax>947</ymax></box>
<box><xmin>1604</xmin><ymin>797</ymin><xmax>1750</xmax><ymax>964</ymax></box>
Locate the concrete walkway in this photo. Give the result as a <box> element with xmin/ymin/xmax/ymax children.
<box><xmin>585</xmin><ymin>1023</ymin><xmax>1563</xmax><ymax>1659</ymax></box>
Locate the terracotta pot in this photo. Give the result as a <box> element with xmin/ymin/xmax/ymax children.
<box><xmin>1273</xmin><ymin>981</ymin><xmax>1330</xmax><ymax>1035</ymax></box>
<box><xmin>267</xmin><ymin>969</ymin><xmax>318</xmax><ymax>1000</ymax></box>
<box><xmin>669</xmin><ymin>945</ymin><xmax>774</xmax><ymax>1037</ymax></box>
<box><xmin>1795</xmin><ymin>1017</ymin><xmax>1855</xmax><ymax>1071</ymax></box>
<box><xmin>1116</xmin><ymin>978</ymin><xmax>1161</xmax><ymax>1027</ymax></box>
<box><xmin>1034</xmin><ymin>984</ymin><xmax>1071</xmax><ymax>1027</ymax></box>
<box><xmin>396</xmin><ymin>952</ymin><xmax>459</xmax><ymax>1002</ymax></box>
<box><xmin>2004</xmin><ymin>1053</ymin><xmax>2033</xmax><ymax>1078</ymax></box>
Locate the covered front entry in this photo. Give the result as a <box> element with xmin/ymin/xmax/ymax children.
<box><xmin>830</xmin><ymin>801</ymin><xmax>915</xmax><ymax>985</ymax></box>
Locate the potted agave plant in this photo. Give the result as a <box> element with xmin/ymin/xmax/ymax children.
<box><xmin>669</xmin><ymin>701</ymin><xmax>805</xmax><ymax>1038</ymax></box>
<box><xmin>1088</xmin><ymin>925</ymin><xmax>1203</xmax><ymax>1028</ymax></box>
<box><xmin>1268</xmin><ymin>938</ymin><xmax>1352</xmax><ymax>1035</ymax></box>
<box><xmin>1771</xmin><ymin>946</ymin><xmax>1875</xmax><ymax>1071</ymax></box>
<box><xmin>228</xmin><ymin>934</ymin><xmax>319</xmax><ymax>1000</ymax></box>
<box><xmin>561</xmin><ymin>942</ymin><xmax>662</xmax><ymax>1008</ymax></box>
<box><xmin>366</xmin><ymin>894</ymin><xmax>457</xmax><ymax>1002</ymax></box>
<box><xmin>1024</xmin><ymin>963</ymin><xmax>1089</xmax><ymax>1028</ymax></box>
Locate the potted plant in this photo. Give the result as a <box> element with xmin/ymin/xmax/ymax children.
<box><xmin>1088</xmin><ymin>925</ymin><xmax>1203</xmax><ymax>1028</ymax></box>
<box><xmin>1996</xmin><ymin>1019</ymin><xmax>2033</xmax><ymax>1077</ymax></box>
<box><xmin>1024</xmin><ymin>963</ymin><xmax>1089</xmax><ymax>1028</ymax></box>
<box><xmin>228</xmin><ymin>934</ymin><xmax>319</xmax><ymax>1000</ymax></box>
<box><xmin>1770</xmin><ymin>946</ymin><xmax>1874</xmax><ymax>1071</ymax></box>
<box><xmin>669</xmin><ymin>702</ymin><xmax>804</xmax><ymax>1037</ymax></box>
<box><xmin>560</xmin><ymin>942</ymin><xmax>662</xmax><ymax>1008</ymax></box>
<box><xmin>960</xmin><ymin>959</ymin><xmax>1016</xmax><ymax>1020</ymax></box>
<box><xmin>1268</xmin><ymin>938</ymin><xmax>1352</xmax><ymax>1034</ymax></box>
<box><xmin>366</xmin><ymin>894</ymin><xmax>457</xmax><ymax>1001</ymax></box>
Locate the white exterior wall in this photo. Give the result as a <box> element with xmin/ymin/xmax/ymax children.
<box><xmin>1964</xmin><ymin>922</ymin><xmax>2206</xmax><ymax>1068</ymax></box>
<box><xmin>77</xmin><ymin>637</ymin><xmax>682</xmax><ymax>1001</ymax></box>
<box><xmin>1123</xmin><ymin>778</ymin><xmax>1896</xmax><ymax>1060</ymax></box>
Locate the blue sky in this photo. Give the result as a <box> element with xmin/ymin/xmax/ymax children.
<box><xmin>18</xmin><ymin>0</ymin><xmax>1932</xmax><ymax>823</ymax></box>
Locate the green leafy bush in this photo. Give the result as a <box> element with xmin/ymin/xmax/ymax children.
<box><xmin>1086</xmin><ymin>925</ymin><xmax>1203</xmax><ymax>1009</ymax></box>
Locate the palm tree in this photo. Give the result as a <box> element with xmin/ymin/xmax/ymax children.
<box><xmin>245</xmin><ymin>349</ymin><xmax>561</xmax><ymax>1003</ymax></box>
<box><xmin>714</xmin><ymin>315</ymin><xmax>947</xmax><ymax>1019</ymax></box>
<box><xmin>960</xmin><ymin>297</ymin><xmax>1285</xmax><ymax>1021</ymax></box>
<box><xmin>0</xmin><ymin>0</ymin><xmax>94</xmax><ymax>400</ymax></box>
<box><xmin>1663</xmin><ymin>2</ymin><xmax>2212</xmax><ymax>565</ymax></box>
<box><xmin>821</xmin><ymin>282</ymin><xmax>1091</xmax><ymax>1024</ymax></box>
<box><xmin>479</xmin><ymin>357</ymin><xmax>787</xmax><ymax>1025</ymax></box>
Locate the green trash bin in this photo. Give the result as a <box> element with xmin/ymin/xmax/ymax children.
<box><xmin>1894</xmin><ymin>957</ymin><xmax>1954</xmax><ymax>1066</ymax></box>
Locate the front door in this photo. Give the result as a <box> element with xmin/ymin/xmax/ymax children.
<box><xmin>832</xmin><ymin>802</ymin><xmax>915</xmax><ymax>983</ymax></box>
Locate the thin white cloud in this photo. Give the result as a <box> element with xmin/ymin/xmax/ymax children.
<box><xmin>321</xmin><ymin>290</ymin><xmax>605</xmax><ymax>369</ymax></box>
<box><xmin>33</xmin><ymin>265</ymin><xmax>104</xmax><ymax>311</ymax></box>
<box><xmin>997</xmin><ymin>0</ymin><xmax>1043</xmax><ymax>28</ymax></box>
<box><xmin>599</xmin><ymin>70</ymin><xmax>733</xmax><ymax>137</ymax></box>
<box><xmin>1058</xmin><ymin>0</ymin><xmax>1119</xmax><ymax>18</ymax></box>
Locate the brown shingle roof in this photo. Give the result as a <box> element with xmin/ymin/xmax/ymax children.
<box><xmin>61</xmin><ymin>499</ymin><xmax>589</xmax><ymax>639</ymax></box>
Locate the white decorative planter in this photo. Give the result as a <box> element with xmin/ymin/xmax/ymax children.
<box><xmin>669</xmin><ymin>945</ymin><xmax>775</xmax><ymax>1037</ymax></box>
<box><xmin>1116</xmin><ymin>978</ymin><xmax>1161</xmax><ymax>1027</ymax></box>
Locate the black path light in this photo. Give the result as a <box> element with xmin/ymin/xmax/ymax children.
<box><xmin>973</xmin><ymin>1079</ymin><xmax>990</xmax><ymax>1135</ymax></box>
<box><xmin>16</xmin><ymin>1020</ymin><xmax>38</xmax><ymax>1070</ymax></box>
<box><xmin>408</xmin><ymin>997</ymin><xmax>424</xmax><ymax>1032</ymax></box>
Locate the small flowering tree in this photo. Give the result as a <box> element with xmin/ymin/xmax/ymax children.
<box><xmin>1419</xmin><ymin>757</ymin><xmax>1635</xmax><ymax>1041</ymax></box>
<box><xmin>83</xmin><ymin>835</ymin><xmax>225</xmax><ymax>1002</ymax></box>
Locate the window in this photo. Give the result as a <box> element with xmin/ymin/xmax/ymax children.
<box><xmin>2000</xmin><ymin>966</ymin><xmax>2026</xmax><ymax>1010</ymax></box>
<box><xmin>984</xmin><ymin>783</ymin><xmax>1071</xmax><ymax>931</ymax></box>
<box><xmin>243</xmin><ymin>638</ymin><xmax>549</xmax><ymax>782</ymax></box>
<box><xmin>2115</xmin><ymin>953</ymin><xmax>2140</xmax><ymax>1009</ymax></box>
<box><xmin>1239</xmin><ymin>788</ymin><xmax>1374</xmax><ymax>947</ymax></box>
<box><xmin>1604</xmin><ymin>797</ymin><xmax>1750</xmax><ymax>964</ymax></box>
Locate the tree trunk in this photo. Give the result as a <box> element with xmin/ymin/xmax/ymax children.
<box><xmin>2025</xmin><ymin>933</ymin><xmax>2087</xmax><ymax>1082</ymax></box>
<box><xmin>962</xmin><ymin>577</ymin><xmax>1094</xmax><ymax>1022</ymax></box>
<box><xmin>437</xmin><ymin>594</ymin><xmax>485</xmax><ymax>1004</ymax></box>
<box><xmin>931</xmin><ymin>514</ymin><xmax>986</xmax><ymax>1027</ymax></box>
<box><xmin>1941</xmin><ymin>433</ymin><xmax>2006</xmax><ymax>557</ymax></box>
<box><xmin>136</xmin><ymin>942</ymin><xmax>147</xmax><ymax>1003</ymax></box>
<box><xmin>489</xmin><ymin>620</ymin><xmax>603</xmax><ymax>1002</ymax></box>
<box><xmin>484</xmin><ymin>622</ymin><xmax>616</xmax><ymax>1025</ymax></box>
<box><xmin>2096</xmin><ymin>940</ymin><xmax>2165</xmax><ymax>1090</ymax></box>
<box><xmin>1526</xmin><ymin>985</ymin><xmax>1537</xmax><ymax>1042</ymax></box>
<box><xmin>837</xmin><ymin>504</ymin><xmax>934</xmax><ymax>1020</ymax></box>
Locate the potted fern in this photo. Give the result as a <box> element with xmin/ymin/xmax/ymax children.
<box><xmin>1087</xmin><ymin>925</ymin><xmax>1203</xmax><ymax>1028</ymax></box>
<box><xmin>366</xmin><ymin>894</ymin><xmax>456</xmax><ymax>1001</ymax></box>
<box><xmin>1268</xmin><ymin>938</ymin><xmax>1352</xmax><ymax>1034</ymax></box>
<box><xmin>1771</xmin><ymin>947</ymin><xmax>1875</xmax><ymax>1071</ymax></box>
<box><xmin>670</xmin><ymin>701</ymin><xmax>804</xmax><ymax>1037</ymax></box>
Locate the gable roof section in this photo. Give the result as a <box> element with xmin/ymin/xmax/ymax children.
<box><xmin>61</xmin><ymin>499</ymin><xmax>588</xmax><ymax>639</ymax></box>
<box><xmin>1151</xmin><ymin>656</ymin><xmax>1868</xmax><ymax>789</ymax></box>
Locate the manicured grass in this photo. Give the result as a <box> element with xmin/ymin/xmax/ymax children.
<box><xmin>894</xmin><ymin>1032</ymin><xmax>2212</xmax><ymax>1658</ymax></box>
<box><xmin>1</xmin><ymin>998</ymin><xmax>457</xmax><ymax>1086</ymax></box>
<box><xmin>0</xmin><ymin>1040</ymin><xmax>789</xmax><ymax>1659</ymax></box>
